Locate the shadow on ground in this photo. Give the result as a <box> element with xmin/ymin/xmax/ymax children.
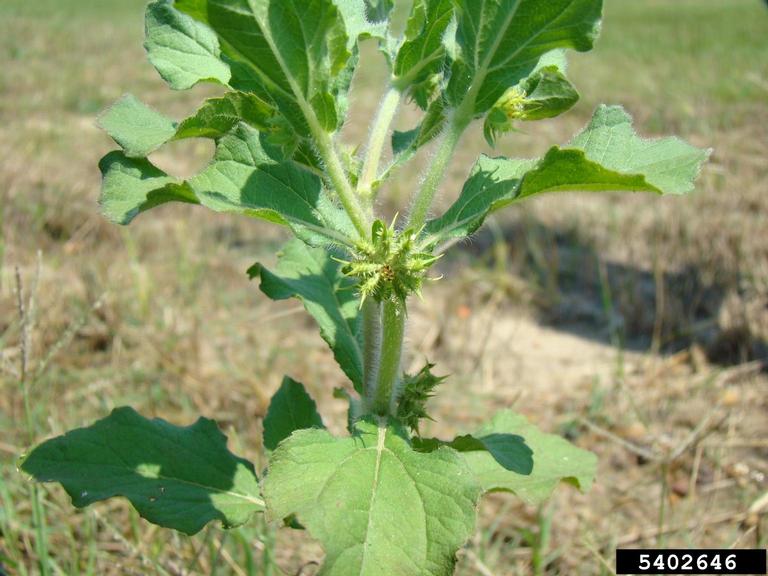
<box><xmin>444</xmin><ymin>217</ymin><xmax>768</xmax><ymax>366</ymax></box>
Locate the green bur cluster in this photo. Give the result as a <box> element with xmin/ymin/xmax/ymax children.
<box><xmin>396</xmin><ymin>362</ymin><xmax>446</xmax><ymax>433</ymax></box>
<box><xmin>18</xmin><ymin>0</ymin><xmax>710</xmax><ymax>574</ymax></box>
<box><xmin>340</xmin><ymin>218</ymin><xmax>440</xmax><ymax>303</ymax></box>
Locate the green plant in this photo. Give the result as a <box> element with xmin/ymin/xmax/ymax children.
<box><xmin>19</xmin><ymin>0</ymin><xmax>709</xmax><ymax>573</ymax></box>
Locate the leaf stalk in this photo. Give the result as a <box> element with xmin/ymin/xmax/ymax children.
<box><xmin>407</xmin><ymin>111</ymin><xmax>471</xmax><ymax>230</ymax></box>
<box><xmin>311</xmin><ymin>127</ymin><xmax>370</xmax><ymax>239</ymax></box>
<box><xmin>359</xmin><ymin>86</ymin><xmax>403</xmax><ymax>202</ymax></box>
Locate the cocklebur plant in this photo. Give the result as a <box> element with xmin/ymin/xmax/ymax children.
<box><xmin>19</xmin><ymin>0</ymin><xmax>710</xmax><ymax>573</ymax></box>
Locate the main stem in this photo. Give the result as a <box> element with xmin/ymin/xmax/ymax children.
<box><xmin>368</xmin><ymin>298</ymin><xmax>406</xmax><ymax>416</ymax></box>
<box><xmin>359</xmin><ymin>86</ymin><xmax>402</xmax><ymax>202</ymax></box>
<box><xmin>361</xmin><ymin>298</ymin><xmax>382</xmax><ymax>396</ymax></box>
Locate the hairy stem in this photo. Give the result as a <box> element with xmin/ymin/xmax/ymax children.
<box><xmin>369</xmin><ymin>299</ymin><xmax>406</xmax><ymax>416</ymax></box>
<box><xmin>407</xmin><ymin>112</ymin><xmax>471</xmax><ymax>230</ymax></box>
<box><xmin>362</xmin><ymin>298</ymin><xmax>382</xmax><ymax>398</ymax></box>
<box><xmin>312</xmin><ymin>128</ymin><xmax>370</xmax><ymax>238</ymax></box>
<box><xmin>359</xmin><ymin>87</ymin><xmax>402</xmax><ymax>202</ymax></box>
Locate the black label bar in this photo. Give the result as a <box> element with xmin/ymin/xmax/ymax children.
<box><xmin>616</xmin><ymin>549</ymin><xmax>767</xmax><ymax>574</ymax></box>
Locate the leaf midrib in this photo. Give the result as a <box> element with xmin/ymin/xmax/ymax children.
<box><xmin>277</xmin><ymin>243</ymin><xmax>363</xmax><ymax>381</ymax></box>
<box><xmin>359</xmin><ymin>423</ymin><xmax>388</xmax><ymax>574</ymax></box>
<box><xmin>243</xmin><ymin>0</ymin><xmax>328</xmax><ymax>136</ymax></box>
<box><xmin>465</xmin><ymin>0</ymin><xmax>583</xmax><ymax>112</ymax></box>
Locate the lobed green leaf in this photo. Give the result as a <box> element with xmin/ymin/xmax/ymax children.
<box><xmin>457</xmin><ymin>411</ymin><xmax>597</xmax><ymax>504</ymax></box>
<box><xmin>414</xmin><ymin>433</ymin><xmax>534</xmax><ymax>477</ymax></box>
<box><xmin>20</xmin><ymin>407</ymin><xmax>263</xmax><ymax>535</ymax></box>
<box><xmin>250</xmin><ymin>240</ymin><xmax>364</xmax><ymax>391</ymax></box>
<box><xmin>174</xmin><ymin>0</ymin><xmax>350</xmax><ymax>134</ymax></box>
<box><xmin>99</xmin><ymin>122</ymin><xmax>354</xmax><ymax>246</ymax></box>
<box><xmin>99</xmin><ymin>91</ymin><xmax>276</xmax><ymax>159</ymax></box>
<box><xmin>393</xmin><ymin>0</ymin><xmax>454</xmax><ymax>108</ymax></box>
<box><xmin>189</xmin><ymin>124</ymin><xmax>353</xmax><ymax>243</ymax></box>
<box><xmin>98</xmin><ymin>152</ymin><xmax>199</xmax><ymax>225</ymax></box>
<box><xmin>446</xmin><ymin>0</ymin><xmax>602</xmax><ymax>116</ymax></box>
<box><xmin>426</xmin><ymin>105</ymin><xmax>711</xmax><ymax>243</ymax></box>
<box><xmin>264</xmin><ymin>419</ymin><xmax>481</xmax><ymax>576</ymax></box>
<box><xmin>98</xmin><ymin>95</ymin><xmax>178</xmax><ymax>158</ymax></box>
<box><xmin>175</xmin><ymin>91</ymin><xmax>274</xmax><ymax>139</ymax></box>
<box><xmin>568</xmin><ymin>104</ymin><xmax>711</xmax><ymax>194</ymax></box>
<box><xmin>263</xmin><ymin>377</ymin><xmax>325</xmax><ymax>451</ymax></box>
<box><xmin>145</xmin><ymin>0</ymin><xmax>231</xmax><ymax>90</ymax></box>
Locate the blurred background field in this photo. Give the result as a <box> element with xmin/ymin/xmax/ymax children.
<box><xmin>1</xmin><ymin>0</ymin><xmax>767</xmax><ymax>574</ymax></box>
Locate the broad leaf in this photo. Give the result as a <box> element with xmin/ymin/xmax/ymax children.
<box><xmin>99</xmin><ymin>92</ymin><xmax>275</xmax><ymax>159</ymax></box>
<box><xmin>175</xmin><ymin>92</ymin><xmax>274</xmax><ymax>139</ymax></box>
<box><xmin>414</xmin><ymin>433</ymin><xmax>533</xmax><ymax>476</ymax></box>
<box><xmin>568</xmin><ymin>104</ymin><xmax>711</xmax><ymax>194</ymax></box>
<box><xmin>99</xmin><ymin>152</ymin><xmax>199</xmax><ymax>225</ymax></box>
<box><xmin>250</xmin><ymin>240</ymin><xmax>364</xmax><ymax>391</ymax></box>
<box><xmin>446</xmin><ymin>0</ymin><xmax>602</xmax><ymax>115</ymax></box>
<box><xmin>176</xmin><ymin>0</ymin><xmax>351</xmax><ymax>135</ymax></box>
<box><xmin>98</xmin><ymin>95</ymin><xmax>178</xmax><ymax>158</ymax></box>
<box><xmin>457</xmin><ymin>411</ymin><xmax>597</xmax><ymax>504</ymax></box>
<box><xmin>145</xmin><ymin>0</ymin><xmax>231</xmax><ymax>90</ymax></box>
<box><xmin>425</xmin><ymin>105</ymin><xmax>710</xmax><ymax>243</ymax></box>
<box><xmin>188</xmin><ymin>123</ymin><xmax>353</xmax><ymax>243</ymax></box>
<box><xmin>100</xmin><ymin>122</ymin><xmax>355</xmax><ymax>246</ymax></box>
<box><xmin>393</xmin><ymin>0</ymin><xmax>454</xmax><ymax>107</ymax></box>
<box><xmin>263</xmin><ymin>377</ymin><xmax>325</xmax><ymax>451</ymax></box>
<box><xmin>264</xmin><ymin>419</ymin><xmax>481</xmax><ymax>576</ymax></box>
<box><xmin>20</xmin><ymin>407</ymin><xmax>263</xmax><ymax>535</ymax></box>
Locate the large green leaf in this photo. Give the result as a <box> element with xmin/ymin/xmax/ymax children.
<box><xmin>20</xmin><ymin>407</ymin><xmax>263</xmax><ymax>535</ymax></box>
<box><xmin>188</xmin><ymin>123</ymin><xmax>353</xmax><ymax>243</ymax></box>
<box><xmin>414</xmin><ymin>433</ymin><xmax>533</xmax><ymax>476</ymax></box>
<box><xmin>446</xmin><ymin>0</ymin><xmax>602</xmax><ymax>115</ymax></box>
<box><xmin>98</xmin><ymin>95</ymin><xmax>178</xmax><ymax>158</ymax></box>
<box><xmin>263</xmin><ymin>376</ymin><xmax>325</xmax><ymax>451</ymax></box>
<box><xmin>457</xmin><ymin>411</ymin><xmax>597</xmax><ymax>504</ymax></box>
<box><xmin>98</xmin><ymin>152</ymin><xmax>200</xmax><ymax>225</ymax></box>
<box><xmin>100</xmin><ymin>122</ymin><xmax>354</xmax><ymax>245</ymax></box>
<box><xmin>393</xmin><ymin>0</ymin><xmax>454</xmax><ymax>107</ymax></box>
<box><xmin>175</xmin><ymin>92</ymin><xmax>275</xmax><ymax>139</ymax></box>
<box><xmin>425</xmin><ymin>105</ymin><xmax>710</xmax><ymax>243</ymax></box>
<box><xmin>175</xmin><ymin>0</ymin><xmax>351</xmax><ymax>135</ymax></box>
<box><xmin>264</xmin><ymin>419</ymin><xmax>481</xmax><ymax>576</ymax></box>
<box><xmin>250</xmin><ymin>240</ymin><xmax>364</xmax><ymax>391</ymax></box>
<box><xmin>145</xmin><ymin>0</ymin><xmax>231</xmax><ymax>90</ymax></box>
<box><xmin>99</xmin><ymin>92</ymin><xmax>275</xmax><ymax>158</ymax></box>
<box><xmin>568</xmin><ymin>104</ymin><xmax>711</xmax><ymax>194</ymax></box>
